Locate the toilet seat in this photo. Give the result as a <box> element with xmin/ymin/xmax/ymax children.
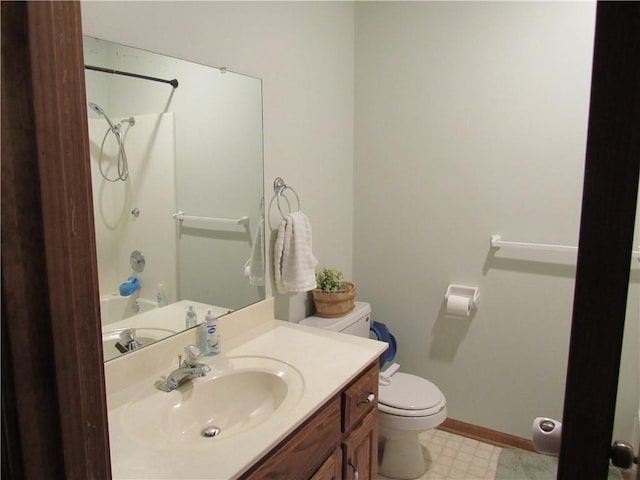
<box><xmin>379</xmin><ymin>372</ymin><xmax>445</xmax><ymax>417</ymax></box>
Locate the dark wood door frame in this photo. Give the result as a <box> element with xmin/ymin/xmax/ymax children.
<box><xmin>1</xmin><ymin>2</ymin><xmax>110</xmax><ymax>479</ymax></box>
<box><xmin>1</xmin><ymin>2</ymin><xmax>638</xmax><ymax>479</ymax></box>
<box><xmin>558</xmin><ymin>3</ymin><xmax>640</xmax><ymax>479</ymax></box>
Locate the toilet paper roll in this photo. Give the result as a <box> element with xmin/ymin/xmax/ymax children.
<box><xmin>446</xmin><ymin>294</ymin><xmax>472</xmax><ymax>316</ymax></box>
<box><xmin>532</xmin><ymin>417</ymin><xmax>562</xmax><ymax>455</ymax></box>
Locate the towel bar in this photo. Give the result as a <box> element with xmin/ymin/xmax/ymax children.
<box><xmin>172</xmin><ymin>212</ymin><xmax>249</xmax><ymax>226</ymax></box>
<box><xmin>491</xmin><ymin>235</ymin><xmax>640</xmax><ymax>259</ymax></box>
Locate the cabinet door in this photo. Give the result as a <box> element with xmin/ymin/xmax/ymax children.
<box><xmin>242</xmin><ymin>398</ymin><xmax>341</xmax><ymax>480</ymax></box>
<box><xmin>342</xmin><ymin>408</ymin><xmax>378</xmax><ymax>480</ymax></box>
<box><xmin>311</xmin><ymin>448</ymin><xmax>342</xmax><ymax>480</ymax></box>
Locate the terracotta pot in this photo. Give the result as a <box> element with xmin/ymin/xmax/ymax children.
<box><xmin>311</xmin><ymin>282</ymin><xmax>356</xmax><ymax>318</ymax></box>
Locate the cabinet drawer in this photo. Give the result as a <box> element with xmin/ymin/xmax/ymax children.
<box><xmin>242</xmin><ymin>397</ymin><xmax>341</xmax><ymax>480</ymax></box>
<box><xmin>342</xmin><ymin>362</ymin><xmax>379</xmax><ymax>433</ymax></box>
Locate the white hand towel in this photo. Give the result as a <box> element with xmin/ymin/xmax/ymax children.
<box><xmin>248</xmin><ymin>218</ymin><xmax>265</xmax><ymax>286</ymax></box>
<box><xmin>274</xmin><ymin>211</ymin><xmax>318</xmax><ymax>294</ymax></box>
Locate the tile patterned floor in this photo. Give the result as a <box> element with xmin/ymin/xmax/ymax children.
<box><xmin>378</xmin><ymin>429</ymin><xmax>502</xmax><ymax>480</ymax></box>
<box><xmin>378</xmin><ymin>428</ymin><xmax>636</xmax><ymax>480</ymax></box>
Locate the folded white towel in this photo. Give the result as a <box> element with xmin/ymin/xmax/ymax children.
<box><xmin>245</xmin><ymin>218</ymin><xmax>265</xmax><ymax>286</ymax></box>
<box><xmin>274</xmin><ymin>211</ymin><xmax>318</xmax><ymax>294</ymax></box>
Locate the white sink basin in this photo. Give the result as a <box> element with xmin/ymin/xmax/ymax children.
<box><xmin>102</xmin><ymin>327</ymin><xmax>176</xmax><ymax>361</ymax></box>
<box><xmin>120</xmin><ymin>356</ymin><xmax>304</xmax><ymax>448</ymax></box>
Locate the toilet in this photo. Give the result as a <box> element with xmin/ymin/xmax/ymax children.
<box><xmin>300</xmin><ymin>302</ymin><xmax>447</xmax><ymax>479</ymax></box>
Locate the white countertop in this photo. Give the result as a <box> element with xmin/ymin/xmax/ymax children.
<box><xmin>105</xmin><ymin>299</ymin><xmax>387</xmax><ymax>479</ymax></box>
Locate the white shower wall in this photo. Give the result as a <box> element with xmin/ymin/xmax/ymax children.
<box><xmin>88</xmin><ymin>113</ymin><xmax>177</xmax><ymax>305</ymax></box>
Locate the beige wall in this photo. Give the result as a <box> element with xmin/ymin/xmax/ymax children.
<box><xmin>354</xmin><ymin>1</ymin><xmax>638</xmax><ymax>443</ymax></box>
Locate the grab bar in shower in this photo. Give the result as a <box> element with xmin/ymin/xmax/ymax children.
<box><xmin>490</xmin><ymin>235</ymin><xmax>640</xmax><ymax>259</ymax></box>
<box><xmin>173</xmin><ymin>212</ymin><xmax>249</xmax><ymax>226</ymax></box>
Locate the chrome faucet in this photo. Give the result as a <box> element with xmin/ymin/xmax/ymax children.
<box><xmin>155</xmin><ymin>345</ymin><xmax>211</xmax><ymax>392</ymax></box>
<box><xmin>115</xmin><ymin>328</ymin><xmax>142</xmax><ymax>354</ymax></box>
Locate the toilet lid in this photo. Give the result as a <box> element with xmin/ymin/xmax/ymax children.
<box><xmin>379</xmin><ymin>372</ymin><xmax>443</xmax><ymax>410</ymax></box>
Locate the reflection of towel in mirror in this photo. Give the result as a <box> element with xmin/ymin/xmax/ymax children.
<box><xmin>274</xmin><ymin>211</ymin><xmax>318</xmax><ymax>294</ymax></box>
<box><xmin>244</xmin><ymin>218</ymin><xmax>265</xmax><ymax>286</ymax></box>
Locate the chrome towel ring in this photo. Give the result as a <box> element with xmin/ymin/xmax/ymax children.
<box><xmin>273</xmin><ymin>177</ymin><xmax>301</xmax><ymax>217</ymax></box>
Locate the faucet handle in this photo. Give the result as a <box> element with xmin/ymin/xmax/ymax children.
<box><xmin>117</xmin><ymin>328</ymin><xmax>141</xmax><ymax>352</ymax></box>
<box><xmin>119</xmin><ymin>328</ymin><xmax>136</xmax><ymax>344</ymax></box>
<box><xmin>182</xmin><ymin>345</ymin><xmax>202</xmax><ymax>367</ymax></box>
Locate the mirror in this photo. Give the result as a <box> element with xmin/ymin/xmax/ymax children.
<box><xmin>83</xmin><ymin>36</ymin><xmax>265</xmax><ymax>361</ymax></box>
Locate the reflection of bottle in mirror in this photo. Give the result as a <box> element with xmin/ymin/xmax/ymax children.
<box><xmin>185</xmin><ymin>305</ymin><xmax>198</xmax><ymax>329</ymax></box>
<box><xmin>201</xmin><ymin>308</ymin><xmax>221</xmax><ymax>356</ymax></box>
<box><xmin>156</xmin><ymin>283</ymin><xmax>168</xmax><ymax>307</ymax></box>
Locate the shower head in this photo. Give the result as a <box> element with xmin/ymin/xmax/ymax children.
<box><xmin>89</xmin><ymin>101</ymin><xmax>133</xmax><ymax>182</ymax></box>
<box><xmin>88</xmin><ymin>102</ymin><xmax>119</xmax><ymax>134</ymax></box>
<box><xmin>88</xmin><ymin>102</ymin><xmax>105</xmax><ymax>116</ymax></box>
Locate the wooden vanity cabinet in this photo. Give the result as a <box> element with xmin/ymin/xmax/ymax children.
<box><xmin>241</xmin><ymin>361</ymin><xmax>379</xmax><ymax>480</ymax></box>
<box><xmin>340</xmin><ymin>363</ymin><xmax>379</xmax><ymax>480</ymax></box>
<box><xmin>311</xmin><ymin>448</ymin><xmax>343</xmax><ymax>480</ymax></box>
<box><xmin>342</xmin><ymin>408</ymin><xmax>378</xmax><ymax>480</ymax></box>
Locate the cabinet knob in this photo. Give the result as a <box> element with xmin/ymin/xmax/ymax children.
<box><xmin>358</xmin><ymin>392</ymin><xmax>375</xmax><ymax>405</ymax></box>
<box><xmin>348</xmin><ymin>460</ymin><xmax>359</xmax><ymax>480</ymax></box>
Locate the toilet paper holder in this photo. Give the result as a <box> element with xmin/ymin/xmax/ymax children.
<box><xmin>445</xmin><ymin>284</ymin><xmax>479</xmax><ymax>309</ymax></box>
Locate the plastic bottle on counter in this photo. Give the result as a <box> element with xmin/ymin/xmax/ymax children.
<box><xmin>156</xmin><ymin>283</ymin><xmax>168</xmax><ymax>307</ymax></box>
<box><xmin>199</xmin><ymin>308</ymin><xmax>221</xmax><ymax>356</ymax></box>
<box><xmin>185</xmin><ymin>305</ymin><xmax>198</xmax><ymax>329</ymax></box>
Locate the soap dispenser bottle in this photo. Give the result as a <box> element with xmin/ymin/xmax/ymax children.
<box><xmin>199</xmin><ymin>308</ymin><xmax>221</xmax><ymax>356</ymax></box>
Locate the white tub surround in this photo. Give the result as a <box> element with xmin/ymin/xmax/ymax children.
<box><xmin>99</xmin><ymin>294</ymin><xmax>158</xmax><ymax>326</ymax></box>
<box><xmin>89</xmin><ymin>113</ymin><xmax>178</xmax><ymax>306</ymax></box>
<box><xmin>105</xmin><ymin>298</ymin><xmax>387</xmax><ymax>479</ymax></box>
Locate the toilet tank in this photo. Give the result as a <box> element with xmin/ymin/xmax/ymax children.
<box><xmin>300</xmin><ymin>301</ymin><xmax>371</xmax><ymax>338</ymax></box>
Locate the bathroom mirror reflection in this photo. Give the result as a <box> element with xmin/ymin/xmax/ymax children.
<box><xmin>83</xmin><ymin>36</ymin><xmax>265</xmax><ymax>361</ymax></box>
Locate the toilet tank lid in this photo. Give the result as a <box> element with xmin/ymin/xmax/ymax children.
<box><xmin>299</xmin><ymin>301</ymin><xmax>371</xmax><ymax>332</ymax></box>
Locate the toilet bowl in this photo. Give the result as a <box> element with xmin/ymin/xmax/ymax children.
<box><xmin>378</xmin><ymin>371</ymin><xmax>447</xmax><ymax>478</ymax></box>
<box><xmin>300</xmin><ymin>302</ymin><xmax>447</xmax><ymax>480</ymax></box>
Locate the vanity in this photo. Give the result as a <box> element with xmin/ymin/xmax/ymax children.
<box><xmin>242</xmin><ymin>358</ymin><xmax>379</xmax><ymax>480</ymax></box>
<box><xmin>105</xmin><ymin>299</ymin><xmax>386</xmax><ymax>479</ymax></box>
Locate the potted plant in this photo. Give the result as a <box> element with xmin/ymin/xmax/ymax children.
<box><xmin>311</xmin><ymin>267</ymin><xmax>356</xmax><ymax>318</ymax></box>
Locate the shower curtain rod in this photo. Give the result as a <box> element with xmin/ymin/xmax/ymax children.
<box><xmin>85</xmin><ymin>65</ymin><xmax>179</xmax><ymax>88</ymax></box>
